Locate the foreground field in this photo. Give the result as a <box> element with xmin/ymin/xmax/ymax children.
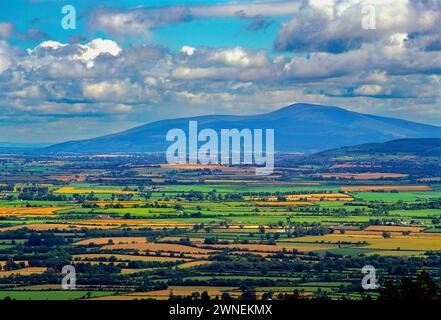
<box><xmin>0</xmin><ymin>154</ymin><xmax>440</xmax><ymax>300</ymax></box>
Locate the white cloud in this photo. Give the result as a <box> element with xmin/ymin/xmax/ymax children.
<box><xmin>181</xmin><ymin>46</ymin><xmax>195</xmax><ymax>56</ymax></box>
<box><xmin>205</xmin><ymin>47</ymin><xmax>269</xmax><ymax>68</ymax></box>
<box><xmin>354</xmin><ymin>84</ymin><xmax>389</xmax><ymax>96</ymax></box>
<box><xmin>87</xmin><ymin>2</ymin><xmax>301</xmax><ymax>40</ymax></box>
<box><xmin>274</xmin><ymin>0</ymin><xmax>441</xmax><ymax>53</ymax></box>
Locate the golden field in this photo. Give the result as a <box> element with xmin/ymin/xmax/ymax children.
<box><xmin>0</xmin><ymin>207</ymin><xmax>67</xmax><ymax>217</ymax></box>
<box><xmin>54</xmin><ymin>186</ymin><xmax>137</xmax><ymax>195</ymax></box>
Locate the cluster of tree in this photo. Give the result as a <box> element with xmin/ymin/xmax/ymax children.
<box><xmin>379</xmin><ymin>271</ymin><xmax>439</xmax><ymax>300</ymax></box>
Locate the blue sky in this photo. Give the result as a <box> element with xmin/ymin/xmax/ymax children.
<box><xmin>1</xmin><ymin>0</ymin><xmax>441</xmax><ymax>143</ymax></box>
<box><xmin>2</xmin><ymin>0</ymin><xmax>284</xmax><ymax>50</ymax></box>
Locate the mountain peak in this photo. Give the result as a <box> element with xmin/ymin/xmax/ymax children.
<box><xmin>269</xmin><ymin>103</ymin><xmax>348</xmax><ymax>116</ymax></box>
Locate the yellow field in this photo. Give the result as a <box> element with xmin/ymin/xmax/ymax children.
<box><xmin>0</xmin><ymin>223</ymin><xmax>81</xmax><ymax>232</ymax></box>
<box><xmin>246</xmin><ymin>193</ymin><xmax>353</xmax><ymax>202</ymax></box>
<box><xmin>365</xmin><ymin>225</ymin><xmax>425</xmax><ymax>233</ymax></box>
<box><xmin>177</xmin><ymin>260</ymin><xmax>212</xmax><ymax>268</ymax></box>
<box><xmin>0</xmin><ymin>207</ymin><xmax>67</xmax><ymax>217</ymax></box>
<box><xmin>88</xmin><ymin>201</ymin><xmax>146</xmax><ymax>207</ymax></box>
<box><xmin>54</xmin><ymin>186</ymin><xmax>137</xmax><ymax>195</ymax></box>
<box><xmin>74</xmin><ymin>237</ymin><xmax>149</xmax><ymax>245</ymax></box>
<box><xmin>254</xmin><ymin>201</ymin><xmax>313</xmax><ymax>206</ymax></box>
<box><xmin>102</xmin><ymin>243</ymin><xmax>217</xmax><ymax>254</ymax></box>
<box><xmin>0</xmin><ymin>260</ymin><xmax>28</xmax><ymax>268</ymax></box>
<box><xmin>289</xmin><ymin>233</ymin><xmax>441</xmax><ymax>251</ymax></box>
<box><xmin>158</xmin><ymin>236</ymin><xmax>222</xmax><ymax>243</ymax></box>
<box><xmin>0</xmin><ymin>267</ymin><xmax>47</xmax><ymax>277</ymax></box>
<box><xmin>91</xmin><ymin>286</ymin><xmax>240</xmax><ymax>300</ymax></box>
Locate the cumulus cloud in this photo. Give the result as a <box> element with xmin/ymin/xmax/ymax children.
<box><xmin>274</xmin><ymin>0</ymin><xmax>441</xmax><ymax>53</ymax></box>
<box><xmin>87</xmin><ymin>2</ymin><xmax>300</xmax><ymax>40</ymax></box>
<box><xmin>2</xmin><ymin>25</ymin><xmax>441</xmax><ymax>143</ymax></box>
<box><xmin>180</xmin><ymin>46</ymin><xmax>195</xmax><ymax>56</ymax></box>
<box><xmin>87</xmin><ymin>6</ymin><xmax>192</xmax><ymax>40</ymax></box>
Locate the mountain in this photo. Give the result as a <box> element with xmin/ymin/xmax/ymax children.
<box><xmin>43</xmin><ymin>103</ymin><xmax>441</xmax><ymax>154</ymax></box>
<box><xmin>317</xmin><ymin>138</ymin><xmax>441</xmax><ymax>157</ymax></box>
<box><xmin>0</xmin><ymin>142</ymin><xmax>49</xmax><ymax>153</ymax></box>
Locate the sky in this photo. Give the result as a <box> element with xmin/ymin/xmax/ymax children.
<box><xmin>1</xmin><ymin>0</ymin><xmax>441</xmax><ymax>143</ymax></box>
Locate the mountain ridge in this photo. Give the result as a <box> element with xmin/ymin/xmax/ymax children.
<box><xmin>43</xmin><ymin>103</ymin><xmax>441</xmax><ymax>154</ymax></box>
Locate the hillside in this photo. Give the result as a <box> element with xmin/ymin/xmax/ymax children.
<box><xmin>318</xmin><ymin>138</ymin><xmax>441</xmax><ymax>157</ymax></box>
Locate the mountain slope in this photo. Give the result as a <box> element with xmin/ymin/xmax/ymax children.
<box><xmin>317</xmin><ymin>138</ymin><xmax>441</xmax><ymax>157</ymax></box>
<box><xmin>43</xmin><ymin>103</ymin><xmax>441</xmax><ymax>154</ymax></box>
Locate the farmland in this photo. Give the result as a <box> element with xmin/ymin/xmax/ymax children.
<box><xmin>0</xmin><ymin>152</ymin><xmax>440</xmax><ymax>300</ymax></box>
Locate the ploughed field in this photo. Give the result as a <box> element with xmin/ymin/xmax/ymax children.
<box><xmin>0</xmin><ymin>153</ymin><xmax>440</xmax><ymax>300</ymax></box>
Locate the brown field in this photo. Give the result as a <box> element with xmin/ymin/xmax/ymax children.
<box><xmin>74</xmin><ymin>237</ymin><xmax>149</xmax><ymax>246</ymax></box>
<box><xmin>343</xmin><ymin>230</ymin><xmax>440</xmax><ymax>238</ymax></box>
<box><xmin>91</xmin><ymin>286</ymin><xmax>240</xmax><ymax>300</ymax></box>
<box><xmin>0</xmin><ymin>267</ymin><xmax>47</xmax><ymax>277</ymax></box>
<box><xmin>341</xmin><ymin>185</ymin><xmax>432</xmax><ymax>192</ymax></box>
<box><xmin>365</xmin><ymin>225</ymin><xmax>425</xmax><ymax>233</ymax></box>
<box><xmin>158</xmin><ymin>236</ymin><xmax>223</xmax><ymax>243</ymax></box>
<box><xmin>47</xmin><ymin>174</ymin><xmax>87</xmax><ymax>182</ymax></box>
<box><xmin>340</xmin><ymin>230</ymin><xmax>404</xmax><ymax>236</ymax></box>
<box><xmin>319</xmin><ymin>173</ymin><xmax>408</xmax><ymax>179</ymax></box>
<box><xmin>289</xmin><ymin>234</ymin><xmax>441</xmax><ymax>251</ymax></box>
<box><xmin>129</xmin><ymin>286</ymin><xmax>239</xmax><ymax>297</ymax></box>
<box><xmin>0</xmin><ymin>207</ymin><xmax>67</xmax><ymax>217</ymax></box>
<box><xmin>102</xmin><ymin>243</ymin><xmax>217</xmax><ymax>254</ymax></box>
<box><xmin>177</xmin><ymin>253</ymin><xmax>212</xmax><ymax>259</ymax></box>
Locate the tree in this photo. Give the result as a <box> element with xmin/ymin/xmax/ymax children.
<box><xmin>201</xmin><ymin>291</ymin><xmax>211</xmax><ymax>301</ymax></box>
<box><xmin>382</xmin><ymin>231</ymin><xmax>391</xmax><ymax>239</ymax></box>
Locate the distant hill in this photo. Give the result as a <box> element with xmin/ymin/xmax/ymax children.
<box><xmin>0</xmin><ymin>142</ymin><xmax>48</xmax><ymax>153</ymax></box>
<box><xmin>43</xmin><ymin>103</ymin><xmax>441</xmax><ymax>154</ymax></box>
<box><xmin>317</xmin><ymin>138</ymin><xmax>441</xmax><ymax>157</ymax></box>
